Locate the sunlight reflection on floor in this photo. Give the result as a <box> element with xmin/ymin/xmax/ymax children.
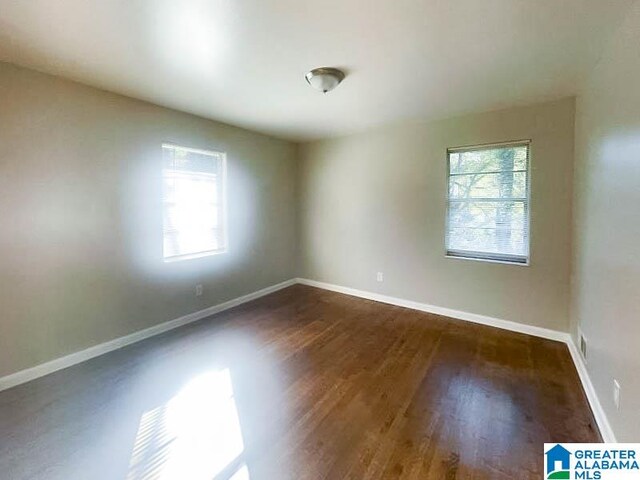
<box><xmin>127</xmin><ymin>370</ymin><xmax>248</xmax><ymax>480</ymax></box>
<box><xmin>229</xmin><ymin>465</ymin><xmax>250</xmax><ymax>480</ymax></box>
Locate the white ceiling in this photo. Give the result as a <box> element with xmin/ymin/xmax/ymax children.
<box><xmin>0</xmin><ymin>0</ymin><xmax>632</xmax><ymax>141</ymax></box>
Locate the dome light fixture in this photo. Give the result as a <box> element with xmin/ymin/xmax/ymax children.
<box><xmin>305</xmin><ymin>67</ymin><xmax>345</xmax><ymax>94</ymax></box>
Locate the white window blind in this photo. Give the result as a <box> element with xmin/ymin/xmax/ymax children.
<box><xmin>446</xmin><ymin>141</ymin><xmax>530</xmax><ymax>264</ymax></box>
<box><xmin>162</xmin><ymin>144</ymin><xmax>227</xmax><ymax>261</ymax></box>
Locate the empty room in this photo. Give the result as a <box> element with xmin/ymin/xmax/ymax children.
<box><xmin>1</xmin><ymin>0</ymin><xmax>639</xmax><ymax>479</ymax></box>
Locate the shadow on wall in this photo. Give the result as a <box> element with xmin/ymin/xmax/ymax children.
<box><xmin>573</xmin><ymin>121</ymin><xmax>640</xmax><ymax>439</ymax></box>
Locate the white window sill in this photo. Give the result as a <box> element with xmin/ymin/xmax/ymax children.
<box><xmin>445</xmin><ymin>253</ymin><xmax>530</xmax><ymax>267</ymax></box>
<box><xmin>163</xmin><ymin>249</ymin><xmax>228</xmax><ymax>263</ymax></box>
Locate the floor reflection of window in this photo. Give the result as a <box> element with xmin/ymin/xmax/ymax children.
<box><xmin>128</xmin><ymin>370</ymin><xmax>248</xmax><ymax>480</ymax></box>
<box><xmin>229</xmin><ymin>465</ymin><xmax>250</xmax><ymax>480</ymax></box>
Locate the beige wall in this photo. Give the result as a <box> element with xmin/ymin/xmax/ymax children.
<box><xmin>3</xmin><ymin>21</ymin><xmax>637</xmax><ymax>442</ymax></box>
<box><xmin>7</xmin><ymin>32</ymin><xmax>637</xmax><ymax>447</ymax></box>
<box><xmin>298</xmin><ymin>98</ymin><xmax>575</xmax><ymax>332</ymax></box>
<box><xmin>0</xmin><ymin>62</ymin><xmax>297</xmax><ymax>377</ymax></box>
<box><xmin>572</xmin><ymin>1</ymin><xmax>640</xmax><ymax>441</ymax></box>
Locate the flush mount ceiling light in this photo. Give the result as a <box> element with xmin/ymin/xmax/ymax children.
<box><xmin>304</xmin><ymin>67</ymin><xmax>345</xmax><ymax>93</ymax></box>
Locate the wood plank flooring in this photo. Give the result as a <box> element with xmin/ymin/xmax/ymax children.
<box><xmin>0</xmin><ymin>285</ymin><xmax>600</xmax><ymax>479</ymax></box>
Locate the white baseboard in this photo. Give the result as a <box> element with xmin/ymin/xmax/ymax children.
<box><xmin>296</xmin><ymin>277</ymin><xmax>616</xmax><ymax>442</ymax></box>
<box><xmin>566</xmin><ymin>340</ymin><xmax>617</xmax><ymax>442</ymax></box>
<box><xmin>296</xmin><ymin>278</ymin><xmax>569</xmax><ymax>343</ymax></box>
<box><xmin>0</xmin><ymin>279</ymin><xmax>296</xmax><ymax>392</ymax></box>
<box><xmin>0</xmin><ymin>276</ymin><xmax>616</xmax><ymax>443</ymax></box>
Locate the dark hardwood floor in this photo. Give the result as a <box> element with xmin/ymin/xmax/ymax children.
<box><xmin>0</xmin><ymin>285</ymin><xmax>600</xmax><ymax>479</ymax></box>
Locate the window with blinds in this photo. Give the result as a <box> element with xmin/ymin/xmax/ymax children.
<box><xmin>446</xmin><ymin>141</ymin><xmax>530</xmax><ymax>264</ymax></box>
<box><xmin>162</xmin><ymin>144</ymin><xmax>227</xmax><ymax>261</ymax></box>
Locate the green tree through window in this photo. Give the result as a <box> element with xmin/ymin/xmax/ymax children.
<box><xmin>446</xmin><ymin>141</ymin><xmax>530</xmax><ymax>264</ymax></box>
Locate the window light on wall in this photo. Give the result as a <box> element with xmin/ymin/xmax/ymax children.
<box><xmin>162</xmin><ymin>144</ymin><xmax>227</xmax><ymax>262</ymax></box>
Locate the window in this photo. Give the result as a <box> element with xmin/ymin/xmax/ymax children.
<box><xmin>446</xmin><ymin>141</ymin><xmax>530</xmax><ymax>264</ymax></box>
<box><xmin>162</xmin><ymin>144</ymin><xmax>227</xmax><ymax>261</ymax></box>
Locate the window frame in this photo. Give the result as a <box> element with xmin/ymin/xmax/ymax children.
<box><xmin>162</xmin><ymin>143</ymin><xmax>228</xmax><ymax>263</ymax></box>
<box><xmin>444</xmin><ymin>139</ymin><xmax>531</xmax><ymax>266</ymax></box>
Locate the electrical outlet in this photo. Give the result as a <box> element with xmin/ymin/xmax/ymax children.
<box><xmin>195</xmin><ymin>284</ymin><xmax>203</xmax><ymax>297</ymax></box>
<box><xmin>613</xmin><ymin>379</ymin><xmax>621</xmax><ymax>410</ymax></box>
<box><xmin>376</xmin><ymin>272</ymin><xmax>384</xmax><ymax>282</ymax></box>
